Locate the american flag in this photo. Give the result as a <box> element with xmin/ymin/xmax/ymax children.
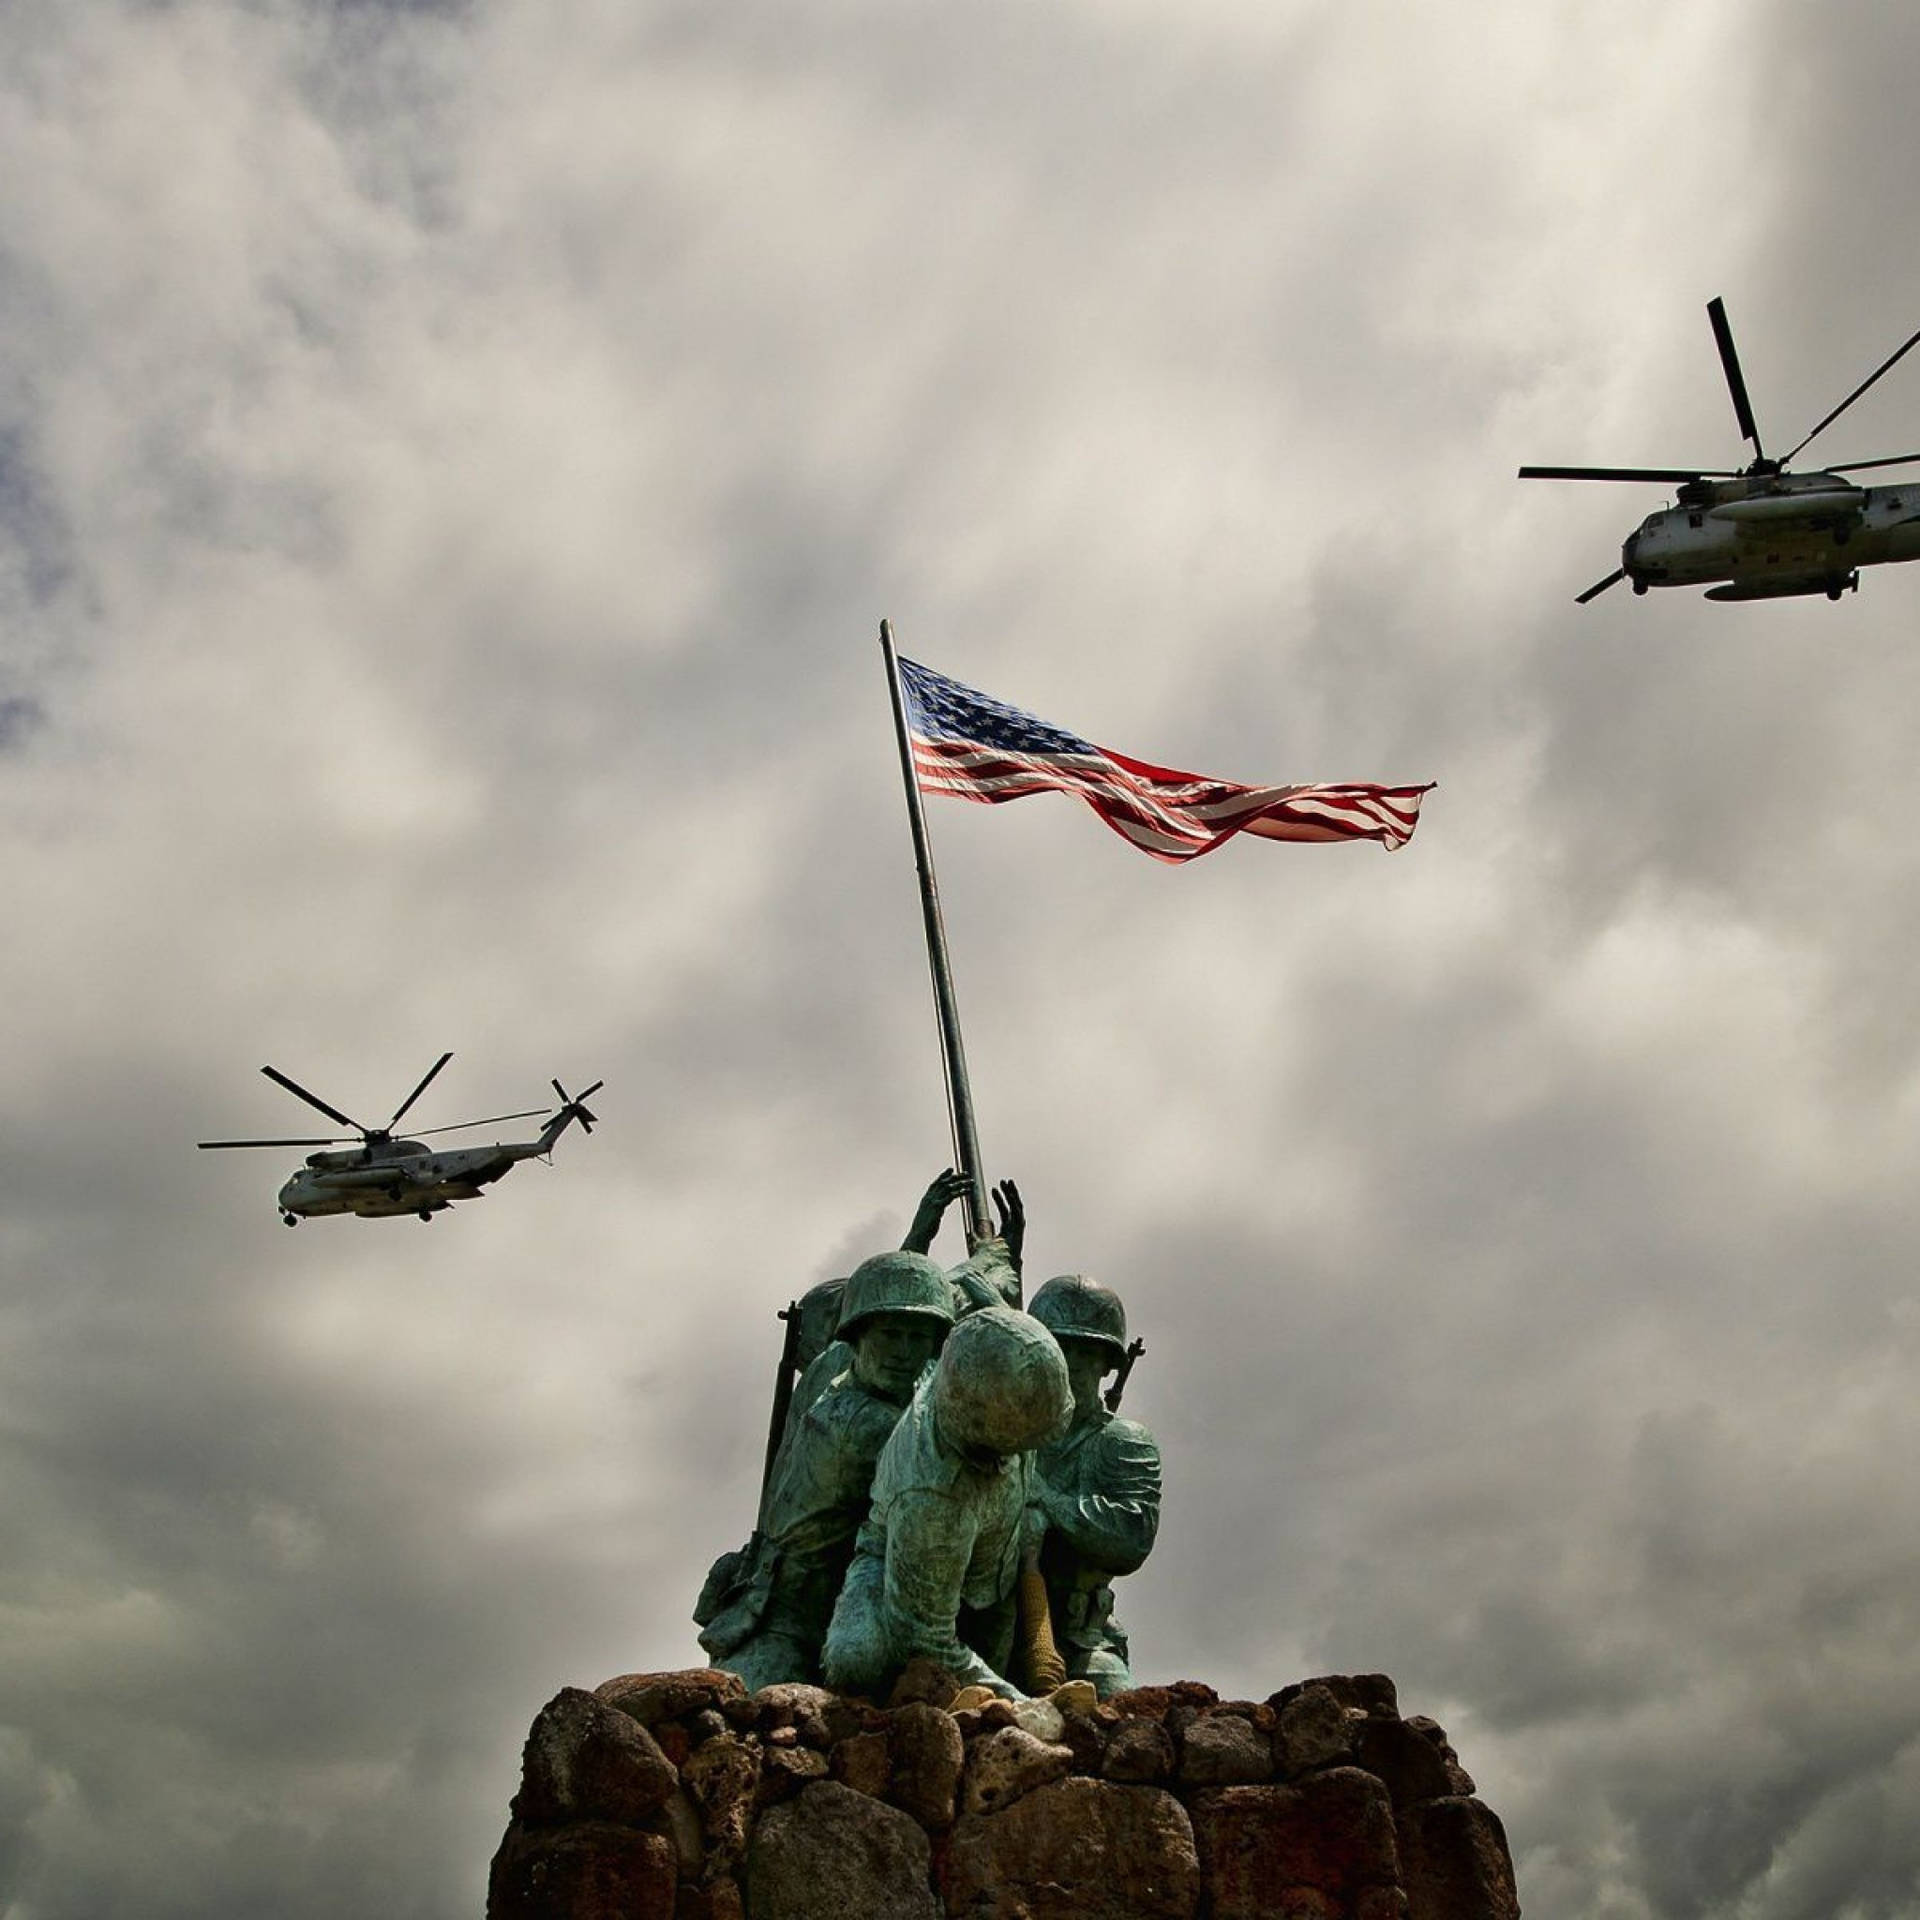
<box><xmin>898</xmin><ymin>657</ymin><xmax>1432</xmax><ymax>862</ymax></box>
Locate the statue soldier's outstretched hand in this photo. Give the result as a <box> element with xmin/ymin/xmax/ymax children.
<box><xmin>820</xmin><ymin>1306</ymin><xmax>1070</xmax><ymax>1701</ymax></box>
<box><xmin>1026</xmin><ymin>1274</ymin><xmax>1161</xmax><ymax>1699</ymax></box>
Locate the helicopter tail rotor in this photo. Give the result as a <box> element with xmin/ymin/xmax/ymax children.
<box><xmin>550</xmin><ymin>1078</ymin><xmax>603</xmax><ymax>1135</ymax></box>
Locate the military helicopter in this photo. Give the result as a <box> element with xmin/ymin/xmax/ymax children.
<box><xmin>1521</xmin><ymin>298</ymin><xmax>1920</xmax><ymax>603</ymax></box>
<box><xmin>198</xmin><ymin>1053</ymin><xmax>602</xmax><ymax>1224</ymax></box>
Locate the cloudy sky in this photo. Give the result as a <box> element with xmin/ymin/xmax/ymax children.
<box><xmin>6</xmin><ymin>3</ymin><xmax>1920</xmax><ymax>1914</ymax></box>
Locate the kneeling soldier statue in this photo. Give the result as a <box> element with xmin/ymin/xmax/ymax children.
<box><xmin>821</xmin><ymin>1306</ymin><xmax>1071</xmax><ymax>1701</ymax></box>
<box><xmin>1026</xmin><ymin>1274</ymin><xmax>1161</xmax><ymax>1698</ymax></box>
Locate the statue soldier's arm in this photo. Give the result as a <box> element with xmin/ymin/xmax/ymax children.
<box><xmin>901</xmin><ymin>1168</ymin><xmax>972</xmax><ymax>1255</ymax></box>
<box><xmin>1036</xmin><ymin>1421</ymin><xmax>1162</xmax><ymax>1575</ymax></box>
<box><xmin>879</xmin><ymin>1488</ymin><xmax>1019</xmax><ymax>1695</ymax></box>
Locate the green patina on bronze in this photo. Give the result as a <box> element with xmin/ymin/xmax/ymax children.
<box><xmin>1028</xmin><ymin>1275</ymin><xmax>1162</xmax><ymax>1699</ymax></box>
<box><xmin>821</xmin><ymin>1307</ymin><xmax>1070</xmax><ymax>1701</ymax></box>
<box><xmin>694</xmin><ymin>1173</ymin><xmax>1022</xmax><ymax>1691</ymax></box>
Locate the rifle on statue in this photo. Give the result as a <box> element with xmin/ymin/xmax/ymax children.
<box><xmin>1104</xmin><ymin>1337</ymin><xmax>1146</xmax><ymax>1413</ymax></box>
<box><xmin>693</xmin><ymin>1298</ymin><xmax>804</xmax><ymax>1652</ymax></box>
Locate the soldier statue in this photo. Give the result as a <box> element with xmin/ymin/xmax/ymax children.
<box><xmin>695</xmin><ymin>1174</ymin><xmax>1024</xmax><ymax>1690</ymax></box>
<box><xmin>820</xmin><ymin>1306</ymin><xmax>1071</xmax><ymax>1701</ymax></box>
<box><xmin>1026</xmin><ymin>1274</ymin><xmax>1161</xmax><ymax>1698</ymax></box>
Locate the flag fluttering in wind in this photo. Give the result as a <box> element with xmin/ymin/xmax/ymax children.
<box><xmin>897</xmin><ymin>657</ymin><xmax>1433</xmax><ymax>862</ymax></box>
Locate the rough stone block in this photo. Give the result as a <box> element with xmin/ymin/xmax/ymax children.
<box><xmin>1405</xmin><ymin>1718</ymin><xmax>1476</xmax><ymax>1797</ymax></box>
<box><xmin>961</xmin><ymin>1725</ymin><xmax>1074</xmax><ymax>1818</ymax></box>
<box><xmin>515</xmin><ymin>1688</ymin><xmax>679</xmax><ymax>1828</ymax></box>
<box><xmin>1008</xmin><ymin>1698</ymin><xmax>1065</xmax><ymax>1744</ymax></box>
<box><xmin>677</xmin><ymin>1879</ymin><xmax>746</xmax><ymax>1920</ymax></box>
<box><xmin>488</xmin><ymin>1820</ymin><xmax>677</xmax><ymax>1920</ymax></box>
<box><xmin>1057</xmin><ymin>1706</ymin><xmax>1109</xmax><ymax>1775</ymax></box>
<box><xmin>1107</xmin><ymin>1682</ymin><xmax>1220</xmax><ymax>1718</ymax></box>
<box><xmin>1397</xmin><ymin>1796</ymin><xmax>1520</xmax><ymax>1920</ymax></box>
<box><xmin>943</xmin><ymin>1777</ymin><xmax>1199</xmax><ymax>1919</ymax></box>
<box><xmin>1271</xmin><ymin>1684</ymin><xmax>1355</xmax><ymax>1778</ymax></box>
<box><xmin>889</xmin><ymin>1658</ymin><xmax>965</xmax><ymax>1710</ymax></box>
<box><xmin>890</xmin><ymin>1702</ymin><xmax>965</xmax><ymax>1830</ymax></box>
<box><xmin>1356</xmin><ymin>1888</ymin><xmax>1410</xmax><ymax>1920</ymax></box>
<box><xmin>756</xmin><ymin>1746</ymin><xmax>830</xmax><ymax>1806</ymax></box>
<box><xmin>830</xmin><ymin>1729</ymin><xmax>893</xmax><ymax>1799</ymax></box>
<box><xmin>1103</xmin><ymin>1717</ymin><xmax>1175</xmax><ymax>1785</ymax></box>
<box><xmin>747</xmin><ymin>1779</ymin><xmax>938</xmax><ymax>1920</ymax></box>
<box><xmin>1353</xmin><ymin>1718</ymin><xmax>1456</xmax><ymax>1808</ymax></box>
<box><xmin>1178</xmin><ymin>1712</ymin><xmax>1275</xmax><ymax>1787</ymax></box>
<box><xmin>1272</xmin><ymin>1674</ymin><xmax>1398</xmax><ymax>1720</ymax></box>
<box><xmin>599</xmin><ymin>1669</ymin><xmax>749</xmax><ymax>1728</ymax></box>
<box><xmin>685</xmin><ymin>1736</ymin><xmax>763</xmax><ymax>1869</ymax></box>
<box><xmin>653</xmin><ymin>1788</ymin><xmax>704</xmax><ymax>1872</ymax></box>
<box><xmin>753</xmin><ymin>1684</ymin><xmax>836</xmax><ymax>1748</ymax></box>
<box><xmin>1192</xmin><ymin>1768</ymin><xmax>1401</xmax><ymax>1918</ymax></box>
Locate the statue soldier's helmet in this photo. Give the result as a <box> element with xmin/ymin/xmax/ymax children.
<box><xmin>1029</xmin><ymin>1274</ymin><xmax>1128</xmax><ymax>1360</ymax></box>
<box><xmin>932</xmin><ymin>1306</ymin><xmax>1071</xmax><ymax>1456</ymax></box>
<box><xmin>836</xmin><ymin>1251</ymin><xmax>958</xmax><ymax>1344</ymax></box>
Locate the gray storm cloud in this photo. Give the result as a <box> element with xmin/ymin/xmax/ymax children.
<box><xmin>3</xmin><ymin>3</ymin><xmax>1920</xmax><ymax>1916</ymax></box>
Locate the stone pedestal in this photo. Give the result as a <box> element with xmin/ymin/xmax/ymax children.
<box><xmin>487</xmin><ymin>1668</ymin><xmax>1519</xmax><ymax>1919</ymax></box>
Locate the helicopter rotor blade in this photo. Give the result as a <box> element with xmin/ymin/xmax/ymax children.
<box><xmin>1781</xmin><ymin>325</ymin><xmax>1920</xmax><ymax>467</ymax></box>
<box><xmin>1707</xmin><ymin>296</ymin><xmax>1765</xmax><ymax>462</ymax></box>
<box><xmin>410</xmin><ymin>1108</ymin><xmax>554</xmax><ymax>1139</ymax></box>
<box><xmin>260</xmin><ymin>1065</ymin><xmax>362</xmax><ymax>1133</ymax></box>
<box><xmin>1818</xmin><ymin>452</ymin><xmax>1920</xmax><ymax>475</ymax></box>
<box><xmin>198</xmin><ymin>1135</ymin><xmax>352</xmax><ymax>1150</ymax></box>
<box><xmin>1575</xmin><ymin>568</ymin><xmax>1629</xmax><ymax>605</ymax></box>
<box><xmin>387</xmin><ymin>1051</ymin><xmax>455</xmax><ymax>1132</ymax></box>
<box><xmin>1519</xmin><ymin>465</ymin><xmax>1730</xmax><ymax>484</ymax></box>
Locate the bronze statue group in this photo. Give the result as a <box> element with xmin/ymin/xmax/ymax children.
<box><xmin>695</xmin><ymin>1171</ymin><xmax>1162</xmax><ymax>1704</ymax></box>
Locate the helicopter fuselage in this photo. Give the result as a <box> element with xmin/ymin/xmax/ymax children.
<box><xmin>1522</xmin><ymin>295</ymin><xmax>1920</xmax><ymax>605</ymax></box>
<box><xmin>1621</xmin><ymin>471</ymin><xmax>1920</xmax><ymax>600</ymax></box>
<box><xmin>201</xmin><ymin>1056</ymin><xmax>602</xmax><ymax>1224</ymax></box>
<box><xmin>276</xmin><ymin>1120</ymin><xmax>572</xmax><ymax>1220</ymax></box>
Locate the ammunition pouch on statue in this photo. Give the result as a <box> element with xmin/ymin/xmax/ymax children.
<box><xmin>694</xmin><ymin>1536</ymin><xmax>779</xmax><ymax>1658</ymax></box>
<box><xmin>1057</xmin><ymin>1580</ymin><xmax>1121</xmax><ymax>1654</ymax></box>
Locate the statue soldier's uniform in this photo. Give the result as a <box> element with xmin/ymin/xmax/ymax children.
<box><xmin>1028</xmin><ymin>1275</ymin><xmax>1161</xmax><ymax>1699</ymax></box>
<box><xmin>696</xmin><ymin>1251</ymin><xmax>961</xmax><ymax>1690</ymax></box>
<box><xmin>821</xmin><ymin>1307</ymin><xmax>1070</xmax><ymax>1701</ymax></box>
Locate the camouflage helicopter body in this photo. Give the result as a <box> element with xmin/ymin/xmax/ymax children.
<box><xmin>199</xmin><ymin>1053</ymin><xmax>602</xmax><ymax>1224</ymax></box>
<box><xmin>1523</xmin><ymin>297</ymin><xmax>1920</xmax><ymax>604</ymax></box>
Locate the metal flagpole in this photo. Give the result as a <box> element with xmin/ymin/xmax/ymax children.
<box><xmin>879</xmin><ymin>619</ymin><xmax>993</xmax><ymax>1245</ymax></box>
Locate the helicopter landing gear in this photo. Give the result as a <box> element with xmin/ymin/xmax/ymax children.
<box><xmin>1632</xmin><ymin>578</ymin><xmax>1649</xmax><ymax>595</ymax></box>
<box><xmin>281</xmin><ymin>1212</ymin><xmax>299</xmax><ymax>1227</ymax></box>
<box><xmin>419</xmin><ymin>1208</ymin><xmax>433</xmax><ymax>1222</ymax></box>
<box><xmin>1825</xmin><ymin>570</ymin><xmax>1859</xmax><ymax>600</ymax></box>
